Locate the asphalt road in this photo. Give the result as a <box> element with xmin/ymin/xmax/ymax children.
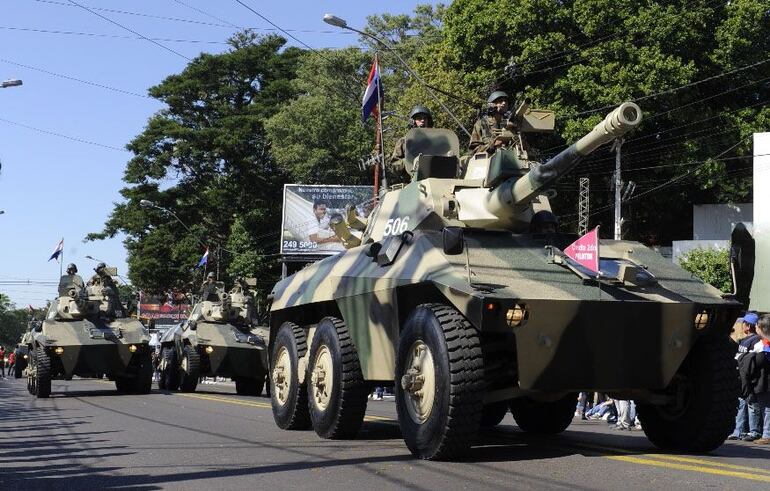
<box><xmin>1</xmin><ymin>377</ymin><xmax>768</xmax><ymax>490</ymax></box>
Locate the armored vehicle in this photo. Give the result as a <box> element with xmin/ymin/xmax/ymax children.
<box><xmin>267</xmin><ymin>101</ymin><xmax>741</xmax><ymax>459</ymax></box>
<box><xmin>157</xmin><ymin>279</ymin><xmax>268</xmax><ymax>395</ymax></box>
<box><xmin>26</xmin><ymin>266</ymin><xmax>153</xmax><ymax>398</ymax></box>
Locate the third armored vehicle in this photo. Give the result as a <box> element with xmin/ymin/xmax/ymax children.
<box><xmin>157</xmin><ymin>279</ymin><xmax>268</xmax><ymax>395</ymax></box>
<box><xmin>26</xmin><ymin>266</ymin><xmax>153</xmax><ymax>398</ymax></box>
<box><xmin>267</xmin><ymin>102</ymin><xmax>741</xmax><ymax>459</ymax></box>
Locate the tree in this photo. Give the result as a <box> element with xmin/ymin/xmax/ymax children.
<box><xmin>0</xmin><ymin>294</ymin><xmax>29</xmax><ymax>348</ymax></box>
<box><xmin>678</xmin><ymin>247</ymin><xmax>732</xmax><ymax>293</ymax></box>
<box><xmin>89</xmin><ymin>33</ymin><xmax>303</xmax><ymax>294</ymax></box>
<box><xmin>408</xmin><ymin>0</ymin><xmax>769</xmax><ymax>241</ymax></box>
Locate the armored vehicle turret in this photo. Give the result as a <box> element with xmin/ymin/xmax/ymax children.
<box><xmin>267</xmin><ymin>101</ymin><xmax>741</xmax><ymax>459</ymax></box>
<box><xmin>157</xmin><ymin>279</ymin><xmax>269</xmax><ymax>395</ymax></box>
<box><xmin>26</xmin><ymin>266</ymin><xmax>153</xmax><ymax>398</ymax></box>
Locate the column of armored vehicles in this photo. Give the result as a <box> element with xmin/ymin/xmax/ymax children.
<box><xmin>23</xmin><ymin>100</ymin><xmax>749</xmax><ymax>461</ymax></box>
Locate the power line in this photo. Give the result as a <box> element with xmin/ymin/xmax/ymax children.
<box><xmin>172</xmin><ymin>0</ymin><xmax>241</xmax><ymax>30</ymax></box>
<box><xmin>0</xmin><ymin>25</ymin><xmax>229</xmax><ymax>44</ymax></box>
<box><xmin>66</xmin><ymin>0</ymin><xmax>192</xmax><ymax>61</ymax></box>
<box><xmin>0</xmin><ymin>57</ymin><xmax>151</xmax><ymax>98</ymax></box>
<box><xmin>0</xmin><ymin>117</ymin><xmax>128</xmax><ymax>152</ymax></box>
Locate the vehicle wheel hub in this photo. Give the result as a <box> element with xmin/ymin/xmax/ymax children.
<box><xmin>311</xmin><ymin>345</ymin><xmax>333</xmax><ymax>411</ymax></box>
<box><xmin>273</xmin><ymin>346</ymin><xmax>291</xmax><ymax>406</ymax></box>
<box><xmin>402</xmin><ymin>341</ymin><xmax>435</xmax><ymax>424</ymax></box>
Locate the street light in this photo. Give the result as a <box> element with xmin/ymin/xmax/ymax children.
<box><xmin>322</xmin><ymin>14</ymin><xmax>470</xmax><ymax>137</ymax></box>
<box><xmin>1</xmin><ymin>79</ymin><xmax>22</xmax><ymax>88</ymax></box>
<box><xmin>139</xmin><ymin>199</ymin><xmax>207</xmax><ymax>250</ymax></box>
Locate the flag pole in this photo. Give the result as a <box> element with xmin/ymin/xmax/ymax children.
<box><xmin>59</xmin><ymin>238</ymin><xmax>63</xmax><ymax>277</ymax></box>
<box><xmin>374</xmin><ymin>52</ymin><xmax>387</xmax><ymax>196</ymax></box>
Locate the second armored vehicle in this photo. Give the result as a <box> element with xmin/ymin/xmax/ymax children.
<box><xmin>26</xmin><ymin>265</ymin><xmax>153</xmax><ymax>398</ymax></box>
<box><xmin>267</xmin><ymin>102</ymin><xmax>741</xmax><ymax>459</ymax></box>
<box><xmin>157</xmin><ymin>279</ymin><xmax>268</xmax><ymax>395</ymax></box>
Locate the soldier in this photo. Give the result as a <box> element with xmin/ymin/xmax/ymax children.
<box><xmin>388</xmin><ymin>105</ymin><xmax>433</xmax><ymax>182</ymax></box>
<box><xmin>469</xmin><ymin>90</ymin><xmax>517</xmax><ymax>154</ymax></box>
<box><xmin>58</xmin><ymin>263</ymin><xmax>85</xmax><ymax>296</ymax></box>
<box><xmin>88</xmin><ymin>262</ymin><xmax>122</xmax><ymax>312</ymax></box>
<box><xmin>529</xmin><ymin>210</ymin><xmax>559</xmax><ymax>234</ymax></box>
<box><xmin>200</xmin><ymin>272</ymin><xmax>218</xmax><ymax>301</ymax></box>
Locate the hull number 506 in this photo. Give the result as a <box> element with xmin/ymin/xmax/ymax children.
<box><xmin>383</xmin><ymin>216</ymin><xmax>410</xmax><ymax>236</ymax></box>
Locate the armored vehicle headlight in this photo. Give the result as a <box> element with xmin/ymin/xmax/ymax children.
<box><xmin>129</xmin><ymin>344</ymin><xmax>138</xmax><ymax>353</ymax></box>
<box><xmin>54</xmin><ymin>347</ymin><xmax>64</xmax><ymax>355</ymax></box>
<box><xmin>205</xmin><ymin>346</ymin><xmax>214</xmax><ymax>354</ymax></box>
<box><xmin>23</xmin><ymin>354</ymin><xmax>28</xmax><ymax>360</ymax></box>
<box><xmin>506</xmin><ymin>304</ymin><xmax>529</xmax><ymax>327</ymax></box>
<box><xmin>694</xmin><ymin>310</ymin><xmax>709</xmax><ymax>330</ymax></box>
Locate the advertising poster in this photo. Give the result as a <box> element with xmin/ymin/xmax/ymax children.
<box><xmin>137</xmin><ymin>292</ymin><xmax>191</xmax><ymax>326</ymax></box>
<box><xmin>280</xmin><ymin>184</ymin><xmax>374</xmax><ymax>256</ymax></box>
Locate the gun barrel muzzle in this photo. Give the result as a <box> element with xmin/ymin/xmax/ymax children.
<box><xmin>574</xmin><ymin>101</ymin><xmax>642</xmax><ymax>155</ymax></box>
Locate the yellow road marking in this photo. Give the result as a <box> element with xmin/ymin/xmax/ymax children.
<box><xmin>178</xmin><ymin>392</ymin><xmax>396</xmax><ymax>422</ymax></box>
<box><xmin>608</xmin><ymin>455</ymin><xmax>770</xmax><ymax>482</ymax></box>
<box><xmin>635</xmin><ymin>454</ymin><xmax>770</xmax><ymax>475</ymax></box>
<box><xmin>178</xmin><ymin>392</ymin><xmax>272</xmax><ymax>409</ymax></box>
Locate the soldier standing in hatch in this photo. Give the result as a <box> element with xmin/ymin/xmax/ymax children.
<box><xmin>89</xmin><ymin>262</ymin><xmax>123</xmax><ymax>314</ymax></box>
<box><xmin>200</xmin><ymin>272</ymin><xmax>218</xmax><ymax>301</ymax></box>
<box><xmin>469</xmin><ymin>90</ymin><xmax>518</xmax><ymax>154</ymax></box>
<box><xmin>388</xmin><ymin>105</ymin><xmax>433</xmax><ymax>183</ymax></box>
<box><xmin>59</xmin><ymin>263</ymin><xmax>85</xmax><ymax>295</ymax></box>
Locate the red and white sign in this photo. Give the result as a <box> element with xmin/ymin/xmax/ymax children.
<box><xmin>565</xmin><ymin>226</ymin><xmax>600</xmax><ymax>274</ymax></box>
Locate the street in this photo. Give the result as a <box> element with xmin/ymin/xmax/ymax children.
<box><xmin>1</xmin><ymin>378</ymin><xmax>768</xmax><ymax>490</ymax></box>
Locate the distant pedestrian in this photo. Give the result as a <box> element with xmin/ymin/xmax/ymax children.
<box><xmin>7</xmin><ymin>351</ymin><xmax>15</xmax><ymax>375</ymax></box>
<box><xmin>749</xmin><ymin>314</ymin><xmax>770</xmax><ymax>444</ymax></box>
<box><xmin>730</xmin><ymin>313</ymin><xmax>763</xmax><ymax>441</ymax></box>
<box><xmin>0</xmin><ymin>346</ymin><xmax>5</xmax><ymax>378</ymax></box>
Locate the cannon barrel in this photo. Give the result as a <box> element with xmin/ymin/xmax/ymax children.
<box><xmin>510</xmin><ymin>102</ymin><xmax>642</xmax><ymax>206</ymax></box>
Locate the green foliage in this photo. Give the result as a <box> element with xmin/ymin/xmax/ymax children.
<box><xmin>90</xmin><ymin>33</ymin><xmax>302</xmax><ymax>294</ymax></box>
<box><xmin>678</xmin><ymin>247</ymin><xmax>733</xmax><ymax>293</ymax></box>
<box><xmin>0</xmin><ymin>294</ymin><xmax>31</xmax><ymax>348</ymax></box>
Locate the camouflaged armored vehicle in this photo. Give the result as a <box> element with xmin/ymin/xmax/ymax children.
<box><xmin>267</xmin><ymin>101</ymin><xmax>741</xmax><ymax>460</ymax></box>
<box><xmin>26</xmin><ymin>266</ymin><xmax>153</xmax><ymax>398</ymax></box>
<box><xmin>157</xmin><ymin>279</ymin><xmax>268</xmax><ymax>394</ymax></box>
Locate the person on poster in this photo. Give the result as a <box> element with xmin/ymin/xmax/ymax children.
<box><xmin>307</xmin><ymin>200</ymin><xmax>342</xmax><ymax>251</ymax></box>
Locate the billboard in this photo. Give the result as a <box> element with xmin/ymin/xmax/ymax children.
<box><xmin>280</xmin><ymin>184</ymin><xmax>374</xmax><ymax>256</ymax></box>
<box><xmin>137</xmin><ymin>292</ymin><xmax>191</xmax><ymax>326</ymax></box>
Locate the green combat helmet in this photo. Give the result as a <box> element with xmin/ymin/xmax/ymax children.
<box><xmin>267</xmin><ymin>101</ymin><xmax>741</xmax><ymax>460</ymax></box>
<box><xmin>26</xmin><ymin>264</ymin><xmax>153</xmax><ymax>398</ymax></box>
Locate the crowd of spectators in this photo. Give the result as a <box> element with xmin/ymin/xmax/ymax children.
<box><xmin>574</xmin><ymin>312</ymin><xmax>770</xmax><ymax>443</ymax></box>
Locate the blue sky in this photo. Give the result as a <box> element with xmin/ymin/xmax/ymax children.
<box><xmin>0</xmin><ymin>0</ymin><xmax>439</xmax><ymax>307</ymax></box>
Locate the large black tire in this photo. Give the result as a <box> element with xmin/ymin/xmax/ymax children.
<box><xmin>159</xmin><ymin>347</ymin><xmax>179</xmax><ymax>391</ymax></box>
<box><xmin>130</xmin><ymin>352</ymin><xmax>153</xmax><ymax>394</ymax></box>
<box><xmin>235</xmin><ymin>373</ymin><xmax>265</xmax><ymax>396</ymax></box>
<box><xmin>179</xmin><ymin>346</ymin><xmax>200</xmax><ymax>393</ymax></box>
<box><xmin>637</xmin><ymin>336</ymin><xmax>739</xmax><ymax>453</ymax></box>
<box><xmin>34</xmin><ymin>346</ymin><xmax>52</xmax><ymax>399</ymax></box>
<box><xmin>271</xmin><ymin>322</ymin><xmax>311</xmax><ymax>430</ymax></box>
<box><xmin>307</xmin><ymin>317</ymin><xmax>369</xmax><ymax>439</ymax></box>
<box><xmin>395</xmin><ymin>304</ymin><xmax>484</xmax><ymax>460</ymax></box>
<box><xmin>480</xmin><ymin>400</ymin><xmax>510</xmax><ymax>428</ymax></box>
<box><xmin>509</xmin><ymin>393</ymin><xmax>577</xmax><ymax>434</ymax></box>
<box><xmin>115</xmin><ymin>376</ymin><xmax>130</xmax><ymax>393</ymax></box>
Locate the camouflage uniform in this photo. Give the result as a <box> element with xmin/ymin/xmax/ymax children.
<box><xmin>387</xmin><ymin>137</ymin><xmax>410</xmax><ymax>183</ymax></box>
<box><xmin>469</xmin><ymin>115</ymin><xmax>522</xmax><ymax>154</ymax></box>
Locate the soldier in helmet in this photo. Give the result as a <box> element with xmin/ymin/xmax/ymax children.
<box><xmin>200</xmin><ymin>272</ymin><xmax>218</xmax><ymax>301</ymax></box>
<box><xmin>388</xmin><ymin>105</ymin><xmax>434</xmax><ymax>182</ymax></box>
<box><xmin>89</xmin><ymin>262</ymin><xmax>119</xmax><ymax>294</ymax></box>
<box><xmin>469</xmin><ymin>90</ymin><xmax>518</xmax><ymax>154</ymax></box>
<box><xmin>58</xmin><ymin>262</ymin><xmax>85</xmax><ymax>296</ymax></box>
<box><xmin>529</xmin><ymin>210</ymin><xmax>559</xmax><ymax>234</ymax></box>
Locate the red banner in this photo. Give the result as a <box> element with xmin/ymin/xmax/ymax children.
<box><xmin>565</xmin><ymin>226</ymin><xmax>600</xmax><ymax>274</ymax></box>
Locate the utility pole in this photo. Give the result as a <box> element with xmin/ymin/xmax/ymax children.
<box><xmin>612</xmin><ymin>137</ymin><xmax>624</xmax><ymax>240</ymax></box>
<box><xmin>578</xmin><ymin>177</ymin><xmax>589</xmax><ymax>236</ymax></box>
